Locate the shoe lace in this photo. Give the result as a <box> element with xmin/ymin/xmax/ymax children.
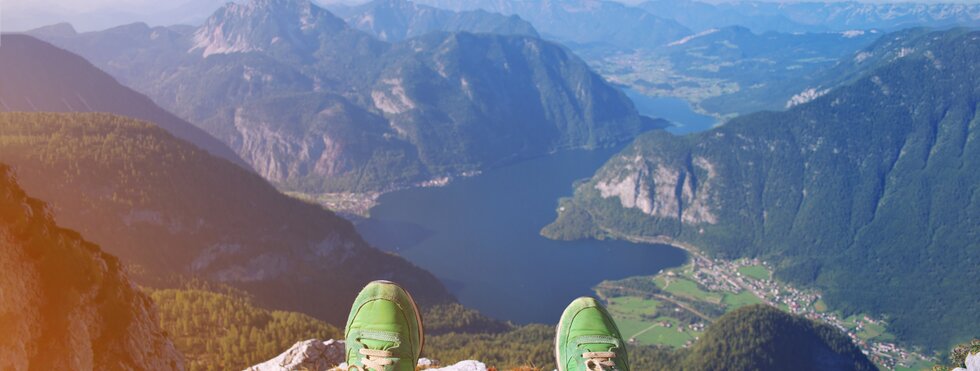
<box><xmin>355</xmin><ymin>348</ymin><xmax>395</xmax><ymax>370</ymax></box>
<box><xmin>582</xmin><ymin>351</ymin><xmax>617</xmax><ymax>370</ymax></box>
<box><xmin>576</xmin><ymin>335</ymin><xmax>622</xmax><ymax>371</ymax></box>
<box><xmin>348</xmin><ymin>330</ymin><xmax>402</xmax><ymax>371</ymax></box>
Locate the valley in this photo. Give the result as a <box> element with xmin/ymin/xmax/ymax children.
<box><xmin>592</xmin><ymin>236</ymin><xmax>936</xmax><ymax>370</ymax></box>
<box><xmin>4</xmin><ymin>0</ymin><xmax>979</xmax><ymax>370</ymax></box>
<box><xmin>580</xmin><ymin>27</ymin><xmax>881</xmax><ymax>117</ymax></box>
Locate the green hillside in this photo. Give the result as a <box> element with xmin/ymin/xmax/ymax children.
<box><xmin>148</xmin><ymin>285</ymin><xmax>342</xmax><ymax>371</ymax></box>
<box><xmin>544</xmin><ymin>29</ymin><xmax>980</xmax><ymax>351</ymax></box>
<box><xmin>0</xmin><ymin>112</ymin><xmax>452</xmax><ymax>325</ymax></box>
<box><xmin>678</xmin><ymin>305</ymin><xmax>876</xmax><ymax>371</ymax></box>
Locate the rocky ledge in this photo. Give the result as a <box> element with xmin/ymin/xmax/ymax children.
<box><xmin>245</xmin><ymin>339</ymin><xmax>488</xmax><ymax>371</ymax></box>
<box><xmin>953</xmin><ymin>352</ymin><xmax>980</xmax><ymax>371</ymax></box>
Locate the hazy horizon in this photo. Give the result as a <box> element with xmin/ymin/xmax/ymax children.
<box><xmin>3</xmin><ymin>0</ymin><xmax>979</xmax><ymax>32</ymax></box>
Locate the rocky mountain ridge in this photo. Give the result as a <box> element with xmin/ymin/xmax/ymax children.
<box><xmin>0</xmin><ymin>164</ymin><xmax>184</xmax><ymax>370</ymax></box>
<box><xmin>330</xmin><ymin>0</ymin><xmax>539</xmax><ymax>42</ymax></box>
<box><xmin>412</xmin><ymin>0</ymin><xmax>693</xmax><ymax>50</ymax></box>
<box><xmin>31</xmin><ymin>0</ymin><xmax>654</xmax><ymax>196</ymax></box>
<box><xmin>640</xmin><ymin>0</ymin><xmax>980</xmax><ymax>33</ymax></box>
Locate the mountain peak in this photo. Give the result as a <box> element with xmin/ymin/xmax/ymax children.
<box><xmin>25</xmin><ymin>22</ymin><xmax>77</xmax><ymax>38</ymax></box>
<box><xmin>192</xmin><ymin>0</ymin><xmax>347</xmax><ymax>57</ymax></box>
<box><xmin>341</xmin><ymin>0</ymin><xmax>538</xmax><ymax>42</ymax></box>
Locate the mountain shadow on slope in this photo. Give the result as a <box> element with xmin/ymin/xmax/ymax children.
<box><xmin>0</xmin><ymin>112</ymin><xmax>454</xmax><ymax>325</ymax></box>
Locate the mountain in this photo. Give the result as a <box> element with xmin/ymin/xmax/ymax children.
<box><xmin>0</xmin><ymin>112</ymin><xmax>453</xmax><ymax>325</ymax></box>
<box><xmin>586</xmin><ymin>25</ymin><xmax>880</xmax><ymax>118</ymax></box>
<box><xmin>413</xmin><ymin>0</ymin><xmax>692</xmax><ymax>50</ymax></box>
<box><xmin>696</xmin><ymin>28</ymin><xmax>972</xmax><ymax>116</ymax></box>
<box><xmin>687</xmin><ymin>27</ymin><xmax>980</xmax><ymax>122</ymax></box>
<box><xmin>331</xmin><ymin>0</ymin><xmax>539</xmax><ymax>42</ymax></box>
<box><xmin>0</xmin><ymin>34</ymin><xmax>247</xmax><ymax>168</ymax></box>
<box><xmin>673</xmin><ymin>305</ymin><xmax>877</xmax><ymax>371</ymax></box>
<box><xmin>401</xmin><ymin>1</ymin><xmax>880</xmax><ymax>118</ymax></box>
<box><xmin>0</xmin><ymin>163</ymin><xmax>183</xmax><ymax>370</ymax></box>
<box><xmin>2</xmin><ymin>0</ymin><xmax>228</xmax><ymax>32</ymax></box>
<box><xmin>543</xmin><ymin>29</ymin><xmax>980</xmax><ymax>350</ymax></box>
<box><xmin>640</xmin><ymin>0</ymin><xmax>980</xmax><ymax>33</ymax></box>
<box><xmin>31</xmin><ymin>0</ymin><xmax>654</xmax><ymax>196</ymax></box>
<box><xmin>658</xmin><ymin>26</ymin><xmax>881</xmax><ymax>116</ymax></box>
<box><xmin>638</xmin><ymin>0</ymin><xmax>812</xmax><ymax>33</ymax></box>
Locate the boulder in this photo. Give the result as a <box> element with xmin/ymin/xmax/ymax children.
<box><xmin>246</xmin><ymin>339</ymin><xmax>489</xmax><ymax>371</ymax></box>
<box><xmin>246</xmin><ymin>339</ymin><xmax>345</xmax><ymax>371</ymax></box>
<box><xmin>966</xmin><ymin>352</ymin><xmax>980</xmax><ymax>371</ymax></box>
<box><xmin>428</xmin><ymin>360</ymin><xmax>489</xmax><ymax>370</ymax></box>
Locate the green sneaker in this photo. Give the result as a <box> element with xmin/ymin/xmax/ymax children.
<box><xmin>344</xmin><ymin>280</ymin><xmax>424</xmax><ymax>371</ymax></box>
<box><xmin>555</xmin><ymin>297</ymin><xmax>630</xmax><ymax>371</ymax></box>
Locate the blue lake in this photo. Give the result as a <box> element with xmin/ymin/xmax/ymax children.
<box><xmin>356</xmin><ymin>148</ymin><xmax>687</xmax><ymax>324</ymax></box>
<box><xmin>624</xmin><ymin>89</ymin><xmax>720</xmax><ymax>135</ymax></box>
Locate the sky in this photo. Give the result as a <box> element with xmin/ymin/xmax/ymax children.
<box><xmin>2</xmin><ymin>0</ymin><xmax>978</xmax><ymax>31</ymax></box>
<box><xmin>0</xmin><ymin>0</ymin><xmax>229</xmax><ymax>31</ymax></box>
<box><xmin>4</xmin><ymin>0</ymin><xmax>977</xmax><ymax>11</ymax></box>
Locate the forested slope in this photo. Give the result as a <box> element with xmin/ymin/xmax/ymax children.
<box><xmin>545</xmin><ymin>29</ymin><xmax>980</xmax><ymax>350</ymax></box>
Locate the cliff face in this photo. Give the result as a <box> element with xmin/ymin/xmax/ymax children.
<box><xmin>0</xmin><ymin>164</ymin><xmax>183</xmax><ymax>370</ymax></box>
<box><xmin>31</xmin><ymin>0</ymin><xmax>652</xmax><ymax>194</ymax></box>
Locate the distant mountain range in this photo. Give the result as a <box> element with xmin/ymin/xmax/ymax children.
<box><xmin>32</xmin><ymin>0</ymin><xmax>656</xmax><ymax>196</ymax></box>
<box><xmin>597</xmin><ymin>25</ymin><xmax>882</xmax><ymax>116</ymax></box>
<box><xmin>329</xmin><ymin>0</ymin><xmax>539</xmax><ymax>41</ymax></box>
<box><xmin>0</xmin><ymin>162</ymin><xmax>182</xmax><ymax>370</ymax></box>
<box><xmin>2</xmin><ymin>0</ymin><xmax>227</xmax><ymax>32</ymax></box>
<box><xmin>640</xmin><ymin>0</ymin><xmax>980</xmax><ymax>33</ymax></box>
<box><xmin>0</xmin><ymin>111</ymin><xmax>453</xmax><ymax>325</ymax></box>
<box><xmin>409</xmin><ymin>0</ymin><xmax>980</xmax><ymax>119</ymax></box>
<box><xmin>9</xmin><ymin>0</ymin><xmax>979</xmax><ymax>36</ymax></box>
<box><xmin>412</xmin><ymin>0</ymin><xmax>693</xmax><ymax>50</ymax></box>
<box><xmin>544</xmin><ymin>28</ymin><xmax>980</xmax><ymax>351</ymax></box>
<box><xmin>696</xmin><ymin>27</ymin><xmax>977</xmax><ymax>116</ymax></box>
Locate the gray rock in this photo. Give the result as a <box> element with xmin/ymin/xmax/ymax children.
<box><xmin>966</xmin><ymin>352</ymin><xmax>980</xmax><ymax>371</ymax></box>
<box><xmin>245</xmin><ymin>339</ymin><xmax>345</xmax><ymax>371</ymax></box>
<box><xmin>428</xmin><ymin>360</ymin><xmax>488</xmax><ymax>371</ymax></box>
<box><xmin>248</xmin><ymin>339</ymin><xmax>489</xmax><ymax>371</ymax></box>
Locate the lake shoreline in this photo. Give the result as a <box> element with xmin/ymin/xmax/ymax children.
<box><xmin>354</xmin><ymin>147</ymin><xmax>689</xmax><ymax>324</ymax></box>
